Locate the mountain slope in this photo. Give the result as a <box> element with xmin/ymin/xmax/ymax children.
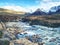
<box><xmin>0</xmin><ymin>8</ymin><xmax>26</xmax><ymax>22</ymax></box>
<box><xmin>48</xmin><ymin>5</ymin><xmax>60</xmax><ymax>15</ymax></box>
<box><xmin>0</xmin><ymin>8</ymin><xmax>26</xmax><ymax>15</ymax></box>
<box><xmin>30</xmin><ymin>9</ymin><xmax>47</xmax><ymax>15</ymax></box>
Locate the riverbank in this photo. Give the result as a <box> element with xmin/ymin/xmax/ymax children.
<box><xmin>22</xmin><ymin>15</ymin><xmax>60</xmax><ymax>28</ymax></box>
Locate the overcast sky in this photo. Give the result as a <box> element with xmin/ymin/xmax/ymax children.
<box><xmin>0</xmin><ymin>0</ymin><xmax>60</xmax><ymax>12</ymax></box>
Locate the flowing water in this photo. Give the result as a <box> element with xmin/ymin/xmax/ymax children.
<box><xmin>6</xmin><ymin>21</ymin><xmax>60</xmax><ymax>45</ymax></box>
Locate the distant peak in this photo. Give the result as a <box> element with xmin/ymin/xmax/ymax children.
<box><xmin>36</xmin><ymin>8</ymin><xmax>41</xmax><ymax>11</ymax></box>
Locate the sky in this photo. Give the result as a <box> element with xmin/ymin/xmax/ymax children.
<box><xmin>0</xmin><ymin>0</ymin><xmax>60</xmax><ymax>12</ymax></box>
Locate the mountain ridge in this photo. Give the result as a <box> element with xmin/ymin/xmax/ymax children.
<box><xmin>27</xmin><ymin>5</ymin><xmax>60</xmax><ymax>16</ymax></box>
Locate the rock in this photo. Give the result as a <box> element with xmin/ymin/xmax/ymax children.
<box><xmin>56</xmin><ymin>39</ymin><xmax>60</xmax><ymax>43</ymax></box>
<box><xmin>0</xmin><ymin>23</ymin><xmax>3</xmax><ymax>30</ymax></box>
<box><xmin>10</xmin><ymin>41</ymin><xmax>14</xmax><ymax>45</ymax></box>
<box><xmin>49</xmin><ymin>38</ymin><xmax>56</xmax><ymax>42</ymax></box>
<box><xmin>0</xmin><ymin>40</ymin><xmax>10</xmax><ymax>45</ymax></box>
<box><xmin>44</xmin><ymin>38</ymin><xmax>48</xmax><ymax>40</ymax></box>
<box><xmin>14</xmin><ymin>38</ymin><xmax>38</xmax><ymax>45</ymax></box>
<box><xmin>26</xmin><ymin>35</ymin><xmax>43</xmax><ymax>43</ymax></box>
<box><xmin>38</xmin><ymin>42</ymin><xmax>44</xmax><ymax>45</ymax></box>
<box><xmin>14</xmin><ymin>43</ymin><xmax>24</xmax><ymax>45</ymax></box>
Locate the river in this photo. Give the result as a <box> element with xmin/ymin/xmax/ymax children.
<box><xmin>5</xmin><ymin>21</ymin><xmax>60</xmax><ymax>45</ymax></box>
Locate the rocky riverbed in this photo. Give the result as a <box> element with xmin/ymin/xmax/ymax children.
<box><xmin>4</xmin><ymin>21</ymin><xmax>60</xmax><ymax>45</ymax></box>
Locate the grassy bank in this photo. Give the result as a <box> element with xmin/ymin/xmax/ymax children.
<box><xmin>22</xmin><ymin>15</ymin><xmax>60</xmax><ymax>27</ymax></box>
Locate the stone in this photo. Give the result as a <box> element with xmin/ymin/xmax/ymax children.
<box><xmin>0</xmin><ymin>23</ymin><xmax>3</xmax><ymax>30</ymax></box>
<box><xmin>49</xmin><ymin>38</ymin><xmax>56</xmax><ymax>42</ymax></box>
<box><xmin>14</xmin><ymin>38</ymin><xmax>38</xmax><ymax>45</ymax></box>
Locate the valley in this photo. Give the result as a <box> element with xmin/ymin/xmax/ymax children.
<box><xmin>0</xmin><ymin>5</ymin><xmax>60</xmax><ymax>45</ymax></box>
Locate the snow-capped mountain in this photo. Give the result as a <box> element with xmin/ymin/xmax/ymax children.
<box><xmin>48</xmin><ymin>5</ymin><xmax>60</xmax><ymax>15</ymax></box>
<box><xmin>30</xmin><ymin>8</ymin><xmax>47</xmax><ymax>15</ymax></box>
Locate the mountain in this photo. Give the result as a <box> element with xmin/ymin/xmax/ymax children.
<box><xmin>48</xmin><ymin>5</ymin><xmax>60</xmax><ymax>15</ymax></box>
<box><xmin>30</xmin><ymin>8</ymin><xmax>47</xmax><ymax>15</ymax></box>
<box><xmin>56</xmin><ymin>5</ymin><xmax>60</xmax><ymax>13</ymax></box>
<box><xmin>29</xmin><ymin>5</ymin><xmax>60</xmax><ymax>15</ymax></box>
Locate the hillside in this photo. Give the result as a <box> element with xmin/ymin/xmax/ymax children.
<box><xmin>0</xmin><ymin>8</ymin><xmax>26</xmax><ymax>15</ymax></box>
<box><xmin>0</xmin><ymin>8</ymin><xmax>26</xmax><ymax>22</ymax></box>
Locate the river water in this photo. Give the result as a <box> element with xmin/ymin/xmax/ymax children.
<box><xmin>6</xmin><ymin>21</ymin><xmax>60</xmax><ymax>45</ymax></box>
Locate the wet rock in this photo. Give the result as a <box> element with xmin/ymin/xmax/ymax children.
<box><xmin>26</xmin><ymin>35</ymin><xmax>43</xmax><ymax>43</ymax></box>
<box><xmin>14</xmin><ymin>38</ymin><xmax>38</xmax><ymax>45</ymax></box>
<box><xmin>44</xmin><ymin>38</ymin><xmax>48</xmax><ymax>40</ymax></box>
<box><xmin>38</xmin><ymin>42</ymin><xmax>44</xmax><ymax>45</ymax></box>
<box><xmin>56</xmin><ymin>37</ymin><xmax>59</xmax><ymax>39</ymax></box>
<box><xmin>49</xmin><ymin>38</ymin><xmax>56</xmax><ymax>42</ymax></box>
<box><xmin>56</xmin><ymin>39</ymin><xmax>60</xmax><ymax>43</ymax></box>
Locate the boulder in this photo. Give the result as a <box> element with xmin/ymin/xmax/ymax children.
<box><xmin>0</xmin><ymin>23</ymin><xmax>3</xmax><ymax>30</ymax></box>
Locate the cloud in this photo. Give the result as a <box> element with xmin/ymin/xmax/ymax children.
<box><xmin>0</xmin><ymin>5</ymin><xmax>31</xmax><ymax>12</ymax></box>
<box><xmin>0</xmin><ymin>0</ymin><xmax>60</xmax><ymax>12</ymax></box>
<box><xmin>27</xmin><ymin>6</ymin><xmax>39</xmax><ymax>12</ymax></box>
<box><xmin>0</xmin><ymin>2</ymin><xmax>31</xmax><ymax>12</ymax></box>
<box><xmin>42</xmin><ymin>0</ymin><xmax>51</xmax><ymax>2</ymax></box>
<box><xmin>35</xmin><ymin>0</ymin><xmax>60</xmax><ymax>12</ymax></box>
<box><xmin>40</xmin><ymin>2</ymin><xmax>60</xmax><ymax>12</ymax></box>
<box><xmin>0</xmin><ymin>2</ymin><xmax>39</xmax><ymax>13</ymax></box>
